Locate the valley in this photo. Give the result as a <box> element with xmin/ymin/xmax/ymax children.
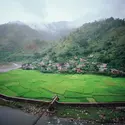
<box><xmin>0</xmin><ymin>17</ymin><xmax>125</xmax><ymax>124</ymax></box>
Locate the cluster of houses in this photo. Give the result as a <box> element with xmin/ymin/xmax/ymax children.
<box><xmin>21</xmin><ymin>63</ymin><xmax>35</xmax><ymax>70</ymax></box>
<box><xmin>38</xmin><ymin>56</ymin><xmax>125</xmax><ymax>76</ymax></box>
<box><xmin>38</xmin><ymin>57</ymin><xmax>88</xmax><ymax>73</ymax></box>
<box><xmin>35</xmin><ymin>56</ymin><xmax>109</xmax><ymax>74</ymax></box>
<box><xmin>21</xmin><ymin>55</ymin><xmax>125</xmax><ymax>76</ymax></box>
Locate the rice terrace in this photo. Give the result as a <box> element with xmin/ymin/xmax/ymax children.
<box><xmin>0</xmin><ymin>69</ymin><xmax>125</xmax><ymax>103</ymax></box>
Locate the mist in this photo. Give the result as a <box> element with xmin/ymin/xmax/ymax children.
<box><xmin>0</xmin><ymin>0</ymin><xmax>125</xmax><ymax>24</ymax></box>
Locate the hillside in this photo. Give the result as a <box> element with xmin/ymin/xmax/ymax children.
<box><xmin>28</xmin><ymin>21</ymin><xmax>74</xmax><ymax>40</ymax></box>
<box><xmin>0</xmin><ymin>22</ymin><xmax>74</xmax><ymax>62</ymax></box>
<box><xmin>0</xmin><ymin>23</ymin><xmax>50</xmax><ymax>62</ymax></box>
<box><xmin>44</xmin><ymin>18</ymin><xmax>125</xmax><ymax>71</ymax></box>
<box><xmin>1</xmin><ymin>17</ymin><xmax>125</xmax><ymax>73</ymax></box>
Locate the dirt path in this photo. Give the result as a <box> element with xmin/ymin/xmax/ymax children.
<box><xmin>0</xmin><ymin>63</ymin><xmax>22</xmax><ymax>73</ymax></box>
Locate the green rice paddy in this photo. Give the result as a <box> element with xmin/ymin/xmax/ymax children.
<box><xmin>0</xmin><ymin>69</ymin><xmax>125</xmax><ymax>103</ymax></box>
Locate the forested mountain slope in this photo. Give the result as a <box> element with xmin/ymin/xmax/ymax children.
<box><xmin>0</xmin><ymin>21</ymin><xmax>74</xmax><ymax>62</ymax></box>
<box><xmin>46</xmin><ymin>18</ymin><xmax>125</xmax><ymax>70</ymax></box>
<box><xmin>0</xmin><ymin>23</ymin><xmax>52</xmax><ymax>62</ymax></box>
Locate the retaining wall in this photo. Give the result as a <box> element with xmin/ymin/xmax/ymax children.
<box><xmin>0</xmin><ymin>93</ymin><xmax>125</xmax><ymax>107</ymax></box>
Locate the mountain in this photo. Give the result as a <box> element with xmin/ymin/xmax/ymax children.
<box><xmin>0</xmin><ymin>21</ymin><xmax>75</xmax><ymax>62</ymax></box>
<box><xmin>5</xmin><ymin>21</ymin><xmax>74</xmax><ymax>41</ymax></box>
<box><xmin>0</xmin><ymin>22</ymin><xmax>48</xmax><ymax>62</ymax></box>
<box><xmin>45</xmin><ymin>17</ymin><xmax>125</xmax><ymax>70</ymax></box>
<box><xmin>27</xmin><ymin>21</ymin><xmax>75</xmax><ymax>40</ymax></box>
<box><xmin>0</xmin><ymin>22</ymin><xmax>44</xmax><ymax>41</ymax></box>
<box><xmin>1</xmin><ymin>17</ymin><xmax>125</xmax><ymax>70</ymax></box>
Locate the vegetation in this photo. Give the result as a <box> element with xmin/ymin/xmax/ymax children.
<box><xmin>56</xmin><ymin>105</ymin><xmax>125</xmax><ymax>123</ymax></box>
<box><xmin>0</xmin><ymin>17</ymin><xmax>125</xmax><ymax>123</ymax></box>
<box><xmin>0</xmin><ymin>23</ymin><xmax>54</xmax><ymax>62</ymax></box>
<box><xmin>0</xmin><ymin>69</ymin><xmax>125</xmax><ymax>102</ymax></box>
<box><xmin>41</xmin><ymin>18</ymin><xmax>125</xmax><ymax>73</ymax></box>
<box><xmin>1</xmin><ymin>99</ymin><xmax>125</xmax><ymax>123</ymax></box>
<box><xmin>32</xmin><ymin>55</ymin><xmax>125</xmax><ymax>77</ymax></box>
<box><xmin>0</xmin><ymin>18</ymin><xmax>125</xmax><ymax>76</ymax></box>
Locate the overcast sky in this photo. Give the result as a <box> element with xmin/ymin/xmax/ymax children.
<box><xmin>0</xmin><ymin>0</ymin><xmax>125</xmax><ymax>24</ymax></box>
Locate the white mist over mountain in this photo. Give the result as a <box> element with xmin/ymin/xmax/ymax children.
<box><xmin>0</xmin><ymin>0</ymin><xmax>125</xmax><ymax>25</ymax></box>
<box><xmin>0</xmin><ymin>0</ymin><xmax>125</xmax><ymax>36</ymax></box>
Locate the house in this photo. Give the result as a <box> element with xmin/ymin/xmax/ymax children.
<box><xmin>100</xmin><ymin>63</ymin><xmax>107</xmax><ymax>68</ymax></box>
<box><xmin>88</xmin><ymin>54</ymin><xmax>94</xmax><ymax>58</ymax></box>
<box><xmin>74</xmin><ymin>56</ymin><xmax>78</xmax><ymax>59</ymax></box>
<box><xmin>111</xmin><ymin>69</ymin><xmax>120</xmax><ymax>75</ymax></box>
<box><xmin>76</xmin><ymin>68</ymin><xmax>82</xmax><ymax>73</ymax></box>
<box><xmin>80</xmin><ymin>58</ymin><xmax>87</xmax><ymax>62</ymax></box>
<box><xmin>39</xmin><ymin>61</ymin><xmax>45</xmax><ymax>66</ymax></box>
<box><xmin>98</xmin><ymin>63</ymin><xmax>107</xmax><ymax>72</ymax></box>
<box><xmin>92</xmin><ymin>62</ymin><xmax>97</xmax><ymax>65</ymax></box>
<box><xmin>21</xmin><ymin>63</ymin><xmax>35</xmax><ymax>70</ymax></box>
<box><xmin>99</xmin><ymin>67</ymin><xmax>107</xmax><ymax>72</ymax></box>
<box><xmin>64</xmin><ymin>63</ymin><xmax>70</xmax><ymax>68</ymax></box>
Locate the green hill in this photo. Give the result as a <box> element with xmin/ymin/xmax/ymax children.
<box><xmin>45</xmin><ymin>17</ymin><xmax>125</xmax><ymax>71</ymax></box>
<box><xmin>0</xmin><ymin>23</ymin><xmax>50</xmax><ymax>62</ymax></box>
<box><xmin>1</xmin><ymin>18</ymin><xmax>125</xmax><ymax>72</ymax></box>
<box><xmin>0</xmin><ymin>22</ymin><xmax>73</xmax><ymax>62</ymax></box>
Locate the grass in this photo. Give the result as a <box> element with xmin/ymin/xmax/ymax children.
<box><xmin>56</xmin><ymin>105</ymin><xmax>125</xmax><ymax>123</ymax></box>
<box><xmin>0</xmin><ymin>69</ymin><xmax>125</xmax><ymax>102</ymax></box>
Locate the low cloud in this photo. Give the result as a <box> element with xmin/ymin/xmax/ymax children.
<box><xmin>0</xmin><ymin>0</ymin><xmax>124</xmax><ymax>24</ymax></box>
<box><xmin>16</xmin><ymin>0</ymin><xmax>46</xmax><ymax>18</ymax></box>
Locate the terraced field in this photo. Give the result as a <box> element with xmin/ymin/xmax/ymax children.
<box><xmin>0</xmin><ymin>69</ymin><xmax>125</xmax><ymax>103</ymax></box>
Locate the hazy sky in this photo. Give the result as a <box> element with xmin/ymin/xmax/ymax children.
<box><xmin>0</xmin><ymin>0</ymin><xmax>125</xmax><ymax>24</ymax></box>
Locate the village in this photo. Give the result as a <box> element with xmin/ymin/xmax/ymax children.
<box><xmin>22</xmin><ymin>55</ymin><xmax>125</xmax><ymax>77</ymax></box>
